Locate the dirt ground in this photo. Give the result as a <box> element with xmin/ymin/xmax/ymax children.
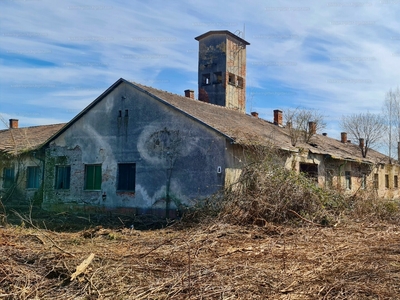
<box><xmin>1</xmin><ymin>214</ymin><xmax>400</xmax><ymax>300</ymax></box>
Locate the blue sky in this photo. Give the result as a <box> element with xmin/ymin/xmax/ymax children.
<box><xmin>1</xmin><ymin>0</ymin><xmax>400</xmax><ymax>142</ymax></box>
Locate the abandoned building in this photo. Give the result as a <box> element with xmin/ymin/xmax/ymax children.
<box><xmin>0</xmin><ymin>119</ymin><xmax>65</xmax><ymax>203</ymax></box>
<box><xmin>1</xmin><ymin>30</ymin><xmax>400</xmax><ymax>216</ymax></box>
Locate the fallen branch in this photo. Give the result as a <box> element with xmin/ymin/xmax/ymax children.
<box><xmin>71</xmin><ymin>253</ymin><xmax>95</xmax><ymax>281</ymax></box>
<box><xmin>288</xmin><ymin>209</ymin><xmax>322</xmax><ymax>227</ymax></box>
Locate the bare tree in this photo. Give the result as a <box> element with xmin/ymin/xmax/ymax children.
<box><xmin>285</xmin><ymin>108</ymin><xmax>326</xmax><ymax>146</ymax></box>
<box><xmin>341</xmin><ymin>112</ymin><xmax>385</xmax><ymax>158</ymax></box>
<box><xmin>382</xmin><ymin>88</ymin><xmax>398</xmax><ymax>163</ymax></box>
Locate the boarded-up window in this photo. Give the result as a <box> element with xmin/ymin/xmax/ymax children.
<box><xmin>55</xmin><ymin>166</ymin><xmax>71</xmax><ymax>189</ymax></box>
<box><xmin>27</xmin><ymin>166</ymin><xmax>40</xmax><ymax>189</ymax></box>
<box><xmin>2</xmin><ymin>167</ymin><xmax>14</xmax><ymax>189</ymax></box>
<box><xmin>85</xmin><ymin>164</ymin><xmax>102</xmax><ymax>190</ymax></box>
<box><xmin>118</xmin><ymin>163</ymin><xmax>136</xmax><ymax>191</ymax></box>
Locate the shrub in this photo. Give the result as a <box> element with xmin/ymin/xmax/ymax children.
<box><xmin>218</xmin><ymin>145</ymin><xmax>345</xmax><ymax>226</ymax></box>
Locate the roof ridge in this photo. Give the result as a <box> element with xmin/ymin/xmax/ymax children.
<box><xmin>129</xmin><ymin>80</ymin><xmax>248</xmax><ymax>113</ymax></box>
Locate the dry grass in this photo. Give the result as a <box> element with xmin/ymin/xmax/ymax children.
<box><xmin>1</xmin><ymin>219</ymin><xmax>400</xmax><ymax>299</ymax></box>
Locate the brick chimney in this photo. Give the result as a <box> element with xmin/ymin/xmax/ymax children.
<box><xmin>341</xmin><ymin>132</ymin><xmax>347</xmax><ymax>143</ymax></box>
<box><xmin>308</xmin><ymin>121</ymin><xmax>316</xmax><ymax>135</ymax></box>
<box><xmin>9</xmin><ymin>119</ymin><xmax>18</xmax><ymax>129</ymax></box>
<box><xmin>273</xmin><ymin>110</ymin><xmax>283</xmax><ymax>126</ymax></box>
<box><xmin>184</xmin><ymin>89</ymin><xmax>194</xmax><ymax>99</ymax></box>
<box><xmin>251</xmin><ymin>112</ymin><xmax>259</xmax><ymax>118</ymax></box>
<box><xmin>359</xmin><ymin>138</ymin><xmax>365</xmax><ymax>149</ymax></box>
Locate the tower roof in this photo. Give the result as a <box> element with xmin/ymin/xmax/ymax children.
<box><xmin>195</xmin><ymin>30</ymin><xmax>250</xmax><ymax>45</ymax></box>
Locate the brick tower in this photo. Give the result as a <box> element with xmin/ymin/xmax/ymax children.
<box><xmin>195</xmin><ymin>31</ymin><xmax>250</xmax><ymax>113</ymax></box>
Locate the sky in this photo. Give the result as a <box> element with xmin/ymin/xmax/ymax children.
<box><xmin>1</xmin><ymin>0</ymin><xmax>400</xmax><ymax>142</ymax></box>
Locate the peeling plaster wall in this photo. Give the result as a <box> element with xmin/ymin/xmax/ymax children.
<box><xmin>43</xmin><ymin>82</ymin><xmax>229</xmax><ymax>214</ymax></box>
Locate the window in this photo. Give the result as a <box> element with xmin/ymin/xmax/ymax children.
<box><xmin>385</xmin><ymin>174</ymin><xmax>389</xmax><ymax>189</ymax></box>
<box><xmin>118</xmin><ymin>163</ymin><xmax>136</xmax><ymax>191</ymax></box>
<box><xmin>228</xmin><ymin>73</ymin><xmax>235</xmax><ymax>85</ymax></box>
<box><xmin>299</xmin><ymin>163</ymin><xmax>318</xmax><ymax>183</ymax></box>
<box><xmin>395</xmin><ymin>175</ymin><xmax>398</xmax><ymax>189</ymax></box>
<box><xmin>55</xmin><ymin>166</ymin><xmax>71</xmax><ymax>189</ymax></box>
<box><xmin>85</xmin><ymin>164</ymin><xmax>102</xmax><ymax>190</ymax></box>
<box><xmin>213</xmin><ymin>72</ymin><xmax>222</xmax><ymax>84</ymax></box>
<box><xmin>27</xmin><ymin>166</ymin><xmax>40</xmax><ymax>189</ymax></box>
<box><xmin>373</xmin><ymin>174</ymin><xmax>379</xmax><ymax>189</ymax></box>
<box><xmin>361</xmin><ymin>174</ymin><xmax>367</xmax><ymax>190</ymax></box>
<box><xmin>2</xmin><ymin>167</ymin><xmax>15</xmax><ymax>189</ymax></box>
<box><xmin>202</xmin><ymin>73</ymin><xmax>210</xmax><ymax>85</ymax></box>
<box><xmin>236</xmin><ymin>76</ymin><xmax>244</xmax><ymax>88</ymax></box>
<box><xmin>325</xmin><ymin>169</ymin><xmax>333</xmax><ymax>188</ymax></box>
<box><xmin>345</xmin><ymin>171</ymin><xmax>351</xmax><ymax>190</ymax></box>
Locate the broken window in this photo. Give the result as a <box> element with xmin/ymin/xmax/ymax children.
<box><xmin>27</xmin><ymin>166</ymin><xmax>40</xmax><ymax>189</ymax></box>
<box><xmin>325</xmin><ymin>169</ymin><xmax>333</xmax><ymax>188</ymax></box>
<box><xmin>214</xmin><ymin>72</ymin><xmax>222</xmax><ymax>84</ymax></box>
<box><xmin>202</xmin><ymin>73</ymin><xmax>210</xmax><ymax>85</ymax></box>
<box><xmin>85</xmin><ymin>164</ymin><xmax>102</xmax><ymax>190</ymax></box>
<box><xmin>2</xmin><ymin>167</ymin><xmax>14</xmax><ymax>189</ymax></box>
<box><xmin>385</xmin><ymin>174</ymin><xmax>389</xmax><ymax>189</ymax></box>
<box><xmin>299</xmin><ymin>163</ymin><xmax>318</xmax><ymax>183</ymax></box>
<box><xmin>373</xmin><ymin>174</ymin><xmax>379</xmax><ymax>189</ymax></box>
<box><xmin>55</xmin><ymin>166</ymin><xmax>71</xmax><ymax>189</ymax></box>
<box><xmin>345</xmin><ymin>171</ymin><xmax>351</xmax><ymax>190</ymax></box>
<box><xmin>236</xmin><ymin>76</ymin><xmax>244</xmax><ymax>88</ymax></box>
<box><xmin>118</xmin><ymin>163</ymin><xmax>136</xmax><ymax>191</ymax></box>
<box><xmin>361</xmin><ymin>174</ymin><xmax>367</xmax><ymax>189</ymax></box>
<box><xmin>228</xmin><ymin>73</ymin><xmax>235</xmax><ymax>85</ymax></box>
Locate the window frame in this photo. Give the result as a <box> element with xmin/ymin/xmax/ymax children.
<box><xmin>345</xmin><ymin>171</ymin><xmax>352</xmax><ymax>190</ymax></box>
<box><xmin>2</xmin><ymin>167</ymin><xmax>15</xmax><ymax>189</ymax></box>
<box><xmin>54</xmin><ymin>165</ymin><xmax>71</xmax><ymax>190</ymax></box>
<box><xmin>228</xmin><ymin>73</ymin><xmax>235</xmax><ymax>85</ymax></box>
<box><xmin>385</xmin><ymin>174</ymin><xmax>389</xmax><ymax>189</ymax></box>
<box><xmin>373</xmin><ymin>173</ymin><xmax>379</xmax><ymax>189</ymax></box>
<box><xmin>84</xmin><ymin>164</ymin><xmax>102</xmax><ymax>191</ymax></box>
<box><xmin>117</xmin><ymin>163</ymin><xmax>136</xmax><ymax>192</ymax></box>
<box><xmin>26</xmin><ymin>166</ymin><xmax>40</xmax><ymax>189</ymax></box>
<box><xmin>236</xmin><ymin>76</ymin><xmax>244</xmax><ymax>88</ymax></box>
<box><xmin>213</xmin><ymin>72</ymin><xmax>222</xmax><ymax>84</ymax></box>
<box><xmin>202</xmin><ymin>73</ymin><xmax>211</xmax><ymax>85</ymax></box>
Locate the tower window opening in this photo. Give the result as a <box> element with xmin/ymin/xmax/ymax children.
<box><xmin>214</xmin><ymin>72</ymin><xmax>222</xmax><ymax>84</ymax></box>
<box><xmin>202</xmin><ymin>73</ymin><xmax>211</xmax><ymax>85</ymax></box>
<box><xmin>228</xmin><ymin>73</ymin><xmax>235</xmax><ymax>85</ymax></box>
<box><xmin>236</xmin><ymin>76</ymin><xmax>244</xmax><ymax>88</ymax></box>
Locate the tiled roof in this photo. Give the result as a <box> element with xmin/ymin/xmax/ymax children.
<box><xmin>0</xmin><ymin>123</ymin><xmax>66</xmax><ymax>156</ymax></box>
<box><xmin>132</xmin><ymin>81</ymin><xmax>391</xmax><ymax>165</ymax></box>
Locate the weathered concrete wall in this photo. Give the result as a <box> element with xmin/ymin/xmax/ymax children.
<box><xmin>287</xmin><ymin>150</ymin><xmax>400</xmax><ymax>199</ymax></box>
<box><xmin>43</xmin><ymin>82</ymin><xmax>231</xmax><ymax>215</ymax></box>
<box><xmin>0</xmin><ymin>152</ymin><xmax>44</xmax><ymax>204</ymax></box>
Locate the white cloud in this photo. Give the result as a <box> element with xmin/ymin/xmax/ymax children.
<box><xmin>1</xmin><ymin>0</ymin><xmax>400</xmax><ymax>143</ymax></box>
